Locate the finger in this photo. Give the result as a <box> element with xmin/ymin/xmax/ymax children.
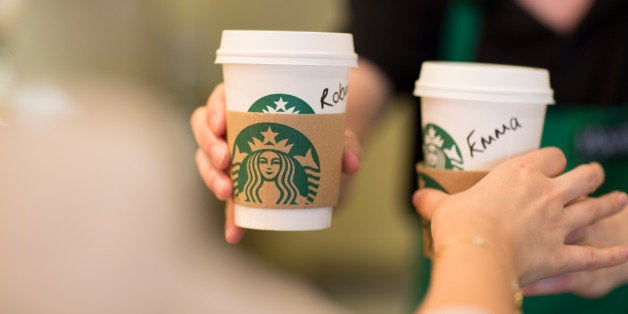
<box><xmin>557</xmin><ymin>245</ymin><xmax>628</xmax><ymax>274</ymax></box>
<box><xmin>566</xmin><ymin>195</ymin><xmax>587</xmax><ymax>207</ymax></box>
<box><xmin>195</xmin><ymin>149</ymin><xmax>233</xmax><ymax>200</ymax></box>
<box><xmin>413</xmin><ymin>188</ymin><xmax>448</xmax><ymax>220</ymax></box>
<box><xmin>190</xmin><ymin>106</ymin><xmax>210</xmax><ymax>148</ymax></box>
<box><xmin>342</xmin><ymin>129</ymin><xmax>362</xmax><ymax>175</ymax></box>
<box><xmin>554</xmin><ymin>162</ymin><xmax>605</xmax><ymax>203</ymax></box>
<box><xmin>342</xmin><ymin>150</ymin><xmax>360</xmax><ymax>175</ymax></box>
<box><xmin>225</xmin><ymin>199</ymin><xmax>245</xmax><ymax>244</ymax></box>
<box><xmin>564</xmin><ymin>191</ymin><xmax>627</xmax><ymax>232</ymax></box>
<box><xmin>510</xmin><ymin>147</ymin><xmax>567</xmax><ymax>177</ymax></box>
<box><xmin>524</xmin><ymin>270</ymin><xmax>617</xmax><ymax>298</ymax></box>
<box><xmin>522</xmin><ymin>273</ymin><xmax>572</xmax><ymax>296</ymax></box>
<box><xmin>564</xmin><ymin>227</ymin><xmax>588</xmax><ymax>244</ymax></box>
<box><xmin>207</xmin><ymin>83</ymin><xmax>226</xmax><ymax>136</ymax></box>
<box><xmin>191</xmin><ymin>107</ymin><xmax>230</xmax><ymax>170</ymax></box>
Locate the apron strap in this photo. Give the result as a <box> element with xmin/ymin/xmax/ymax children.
<box><xmin>438</xmin><ymin>0</ymin><xmax>483</xmax><ymax>61</ymax></box>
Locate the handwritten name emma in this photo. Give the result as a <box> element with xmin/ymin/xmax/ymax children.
<box><xmin>467</xmin><ymin>117</ymin><xmax>523</xmax><ymax>158</ymax></box>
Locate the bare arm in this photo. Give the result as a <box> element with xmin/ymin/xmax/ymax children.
<box><xmin>414</xmin><ymin>148</ymin><xmax>628</xmax><ymax>313</ymax></box>
<box><xmin>346</xmin><ymin>57</ymin><xmax>393</xmax><ymax>143</ymax></box>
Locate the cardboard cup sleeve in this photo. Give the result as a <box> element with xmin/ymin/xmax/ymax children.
<box><xmin>416</xmin><ymin>163</ymin><xmax>488</xmax><ymax>258</ymax></box>
<box><xmin>227</xmin><ymin>111</ymin><xmax>345</xmax><ymax>209</ymax></box>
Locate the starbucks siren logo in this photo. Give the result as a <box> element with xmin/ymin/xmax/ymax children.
<box><xmin>232</xmin><ymin>123</ymin><xmax>320</xmax><ymax>205</ymax></box>
<box><xmin>423</xmin><ymin>123</ymin><xmax>464</xmax><ymax>170</ymax></box>
<box><xmin>248</xmin><ymin>94</ymin><xmax>315</xmax><ymax>114</ymax></box>
<box><xmin>232</xmin><ymin>93</ymin><xmax>320</xmax><ymax>205</ymax></box>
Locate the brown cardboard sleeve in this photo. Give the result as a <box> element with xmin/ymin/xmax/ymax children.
<box><xmin>227</xmin><ymin>111</ymin><xmax>345</xmax><ymax>209</ymax></box>
<box><xmin>416</xmin><ymin>163</ymin><xmax>488</xmax><ymax>194</ymax></box>
<box><xmin>416</xmin><ymin>163</ymin><xmax>489</xmax><ymax>258</ymax></box>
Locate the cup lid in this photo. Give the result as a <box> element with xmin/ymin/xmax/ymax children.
<box><xmin>215</xmin><ymin>30</ymin><xmax>358</xmax><ymax>67</ymax></box>
<box><xmin>413</xmin><ymin>62</ymin><xmax>555</xmax><ymax>104</ymax></box>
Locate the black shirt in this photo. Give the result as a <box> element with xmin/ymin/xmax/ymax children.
<box><xmin>347</xmin><ymin>0</ymin><xmax>628</xmax><ymax>104</ymax></box>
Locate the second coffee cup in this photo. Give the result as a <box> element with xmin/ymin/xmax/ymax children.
<box><xmin>413</xmin><ymin>61</ymin><xmax>555</xmax><ymax>256</ymax></box>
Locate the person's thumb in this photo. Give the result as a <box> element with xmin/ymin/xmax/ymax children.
<box><xmin>342</xmin><ymin>129</ymin><xmax>362</xmax><ymax>175</ymax></box>
<box><xmin>521</xmin><ymin>274</ymin><xmax>571</xmax><ymax>296</ymax></box>
<box><xmin>413</xmin><ymin>188</ymin><xmax>448</xmax><ymax>220</ymax></box>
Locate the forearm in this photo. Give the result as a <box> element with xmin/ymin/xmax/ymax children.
<box><xmin>418</xmin><ymin>243</ymin><xmax>520</xmax><ymax>314</ymax></box>
<box><xmin>346</xmin><ymin>57</ymin><xmax>393</xmax><ymax>141</ymax></box>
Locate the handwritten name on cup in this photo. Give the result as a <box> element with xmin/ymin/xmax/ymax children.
<box><xmin>320</xmin><ymin>83</ymin><xmax>348</xmax><ymax>109</ymax></box>
<box><xmin>467</xmin><ymin>117</ymin><xmax>523</xmax><ymax>158</ymax></box>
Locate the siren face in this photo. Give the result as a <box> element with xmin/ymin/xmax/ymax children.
<box><xmin>259</xmin><ymin>151</ymin><xmax>281</xmax><ymax>180</ymax></box>
<box><xmin>425</xmin><ymin>144</ymin><xmax>446</xmax><ymax>169</ymax></box>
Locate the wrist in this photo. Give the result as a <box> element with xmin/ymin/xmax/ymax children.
<box><xmin>429</xmin><ymin>236</ymin><xmax>522</xmax><ymax>313</ymax></box>
<box><xmin>431</xmin><ymin>215</ymin><xmax>516</xmax><ymax>271</ymax></box>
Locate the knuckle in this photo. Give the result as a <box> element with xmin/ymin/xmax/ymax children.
<box><xmin>582</xmin><ymin>166</ymin><xmax>601</xmax><ymax>187</ymax></box>
<box><xmin>610</xmin><ymin>192</ymin><xmax>626</xmax><ymax>210</ymax></box>
<box><xmin>214</xmin><ymin>178</ymin><xmax>232</xmax><ymax>201</ymax></box>
<box><xmin>582</xmin><ymin>250</ymin><xmax>599</xmax><ymax>270</ymax></box>
<box><xmin>552</xmin><ymin>253</ymin><xmax>569</xmax><ymax>273</ymax></box>
<box><xmin>198</xmin><ymin>132</ymin><xmax>214</xmax><ymax>155</ymax></box>
<box><xmin>546</xmin><ymin>147</ymin><xmax>567</xmax><ymax>166</ymax></box>
<box><xmin>190</xmin><ymin>107</ymin><xmax>202</xmax><ymax>128</ymax></box>
<box><xmin>539</xmin><ymin>184</ymin><xmax>562</xmax><ymax>205</ymax></box>
<box><xmin>582</xmin><ymin>206</ymin><xmax>597</xmax><ymax>225</ymax></box>
<box><xmin>576</xmin><ymin>285</ymin><xmax>608</xmax><ymax>299</ymax></box>
<box><xmin>590</xmin><ymin>162</ymin><xmax>605</xmax><ymax>182</ymax></box>
<box><xmin>194</xmin><ymin>149</ymin><xmax>205</xmax><ymax>165</ymax></box>
<box><xmin>553</xmin><ymin>148</ymin><xmax>567</xmax><ymax>170</ymax></box>
<box><xmin>511</xmin><ymin>160</ymin><xmax>534</xmax><ymax>178</ymax></box>
<box><xmin>208</xmin><ymin>86</ymin><xmax>226</xmax><ymax>109</ymax></box>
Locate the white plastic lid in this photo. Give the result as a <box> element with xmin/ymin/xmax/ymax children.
<box><xmin>414</xmin><ymin>62</ymin><xmax>555</xmax><ymax>104</ymax></box>
<box><xmin>216</xmin><ymin>30</ymin><xmax>358</xmax><ymax>67</ymax></box>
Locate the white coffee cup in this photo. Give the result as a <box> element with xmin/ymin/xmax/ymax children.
<box><xmin>414</xmin><ymin>62</ymin><xmax>555</xmax><ymax>171</ymax></box>
<box><xmin>216</xmin><ymin>30</ymin><xmax>357</xmax><ymax>231</ymax></box>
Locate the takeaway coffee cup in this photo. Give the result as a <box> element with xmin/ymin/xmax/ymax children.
<box><xmin>413</xmin><ymin>61</ymin><xmax>555</xmax><ymax>256</ymax></box>
<box><xmin>216</xmin><ymin>30</ymin><xmax>357</xmax><ymax>231</ymax></box>
<box><xmin>414</xmin><ymin>62</ymin><xmax>555</xmax><ymax>171</ymax></box>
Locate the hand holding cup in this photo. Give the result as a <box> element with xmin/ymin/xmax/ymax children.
<box><xmin>191</xmin><ymin>31</ymin><xmax>361</xmax><ymax>243</ymax></box>
<box><xmin>414</xmin><ymin>147</ymin><xmax>628</xmax><ymax>285</ymax></box>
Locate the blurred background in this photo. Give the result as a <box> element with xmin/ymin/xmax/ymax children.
<box><xmin>0</xmin><ymin>0</ymin><xmax>420</xmax><ymax>313</ymax></box>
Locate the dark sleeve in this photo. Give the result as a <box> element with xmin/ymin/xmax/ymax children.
<box><xmin>345</xmin><ymin>0</ymin><xmax>446</xmax><ymax>95</ymax></box>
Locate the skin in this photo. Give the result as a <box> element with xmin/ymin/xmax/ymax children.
<box><xmin>515</xmin><ymin>0</ymin><xmax>595</xmax><ymax>35</ymax></box>
<box><xmin>413</xmin><ymin>148</ymin><xmax>628</xmax><ymax>313</ymax></box>
<box><xmin>523</xmin><ymin>206</ymin><xmax>628</xmax><ymax>298</ymax></box>
<box><xmin>192</xmin><ymin>69</ymin><xmax>628</xmax><ymax>312</ymax></box>
<box><xmin>190</xmin><ymin>0</ymin><xmax>628</xmax><ymax>307</ymax></box>
<box><xmin>190</xmin><ymin>58</ymin><xmax>384</xmax><ymax>244</ymax></box>
<box><xmin>190</xmin><ymin>83</ymin><xmax>363</xmax><ymax>243</ymax></box>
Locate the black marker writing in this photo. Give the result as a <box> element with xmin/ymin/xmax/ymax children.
<box><xmin>320</xmin><ymin>83</ymin><xmax>348</xmax><ymax>109</ymax></box>
<box><xmin>320</xmin><ymin>88</ymin><xmax>333</xmax><ymax>108</ymax></box>
<box><xmin>467</xmin><ymin>117</ymin><xmax>523</xmax><ymax>158</ymax></box>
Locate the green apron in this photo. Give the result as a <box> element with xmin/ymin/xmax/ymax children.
<box><xmin>411</xmin><ymin>0</ymin><xmax>628</xmax><ymax>312</ymax></box>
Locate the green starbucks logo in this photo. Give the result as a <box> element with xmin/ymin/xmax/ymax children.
<box><xmin>232</xmin><ymin>123</ymin><xmax>320</xmax><ymax>205</ymax></box>
<box><xmin>418</xmin><ymin>172</ymin><xmax>447</xmax><ymax>193</ymax></box>
<box><xmin>423</xmin><ymin>123</ymin><xmax>464</xmax><ymax>170</ymax></box>
<box><xmin>248</xmin><ymin>94</ymin><xmax>315</xmax><ymax>114</ymax></box>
